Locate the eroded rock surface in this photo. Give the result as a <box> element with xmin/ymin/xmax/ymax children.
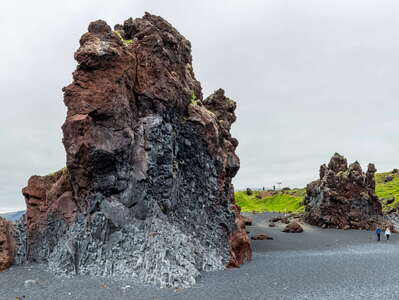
<box><xmin>304</xmin><ymin>153</ymin><xmax>382</xmax><ymax>229</ymax></box>
<box><xmin>22</xmin><ymin>168</ymin><xmax>76</xmax><ymax>261</ymax></box>
<box><xmin>18</xmin><ymin>13</ymin><xmax>250</xmax><ymax>287</ymax></box>
<box><xmin>282</xmin><ymin>222</ymin><xmax>303</xmax><ymax>233</ymax></box>
<box><xmin>0</xmin><ymin>217</ymin><xmax>15</xmax><ymax>271</ymax></box>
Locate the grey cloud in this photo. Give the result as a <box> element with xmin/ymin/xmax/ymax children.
<box><xmin>1</xmin><ymin>0</ymin><xmax>399</xmax><ymax>211</ymax></box>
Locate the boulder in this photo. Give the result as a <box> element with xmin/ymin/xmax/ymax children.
<box><xmin>304</xmin><ymin>153</ymin><xmax>382</xmax><ymax>229</ymax></box>
<box><xmin>271</xmin><ymin>217</ymin><xmax>282</xmax><ymax>222</ymax></box>
<box><xmin>256</xmin><ymin>191</ymin><xmax>271</xmax><ymax>199</ymax></box>
<box><xmin>251</xmin><ymin>234</ymin><xmax>273</xmax><ymax>240</ymax></box>
<box><xmin>385</xmin><ymin>198</ymin><xmax>395</xmax><ymax>205</ymax></box>
<box><xmin>282</xmin><ymin>222</ymin><xmax>303</xmax><ymax>233</ymax></box>
<box><xmin>385</xmin><ymin>175</ymin><xmax>394</xmax><ymax>183</ymax></box>
<box><xmin>242</xmin><ymin>216</ymin><xmax>253</xmax><ymax>226</ymax></box>
<box><xmin>17</xmin><ymin>13</ymin><xmax>251</xmax><ymax>287</ymax></box>
<box><xmin>0</xmin><ymin>217</ymin><xmax>15</xmax><ymax>271</ymax></box>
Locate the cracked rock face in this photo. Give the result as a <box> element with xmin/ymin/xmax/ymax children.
<box><xmin>304</xmin><ymin>153</ymin><xmax>382</xmax><ymax>229</ymax></box>
<box><xmin>22</xmin><ymin>168</ymin><xmax>76</xmax><ymax>261</ymax></box>
<box><xmin>0</xmin><ymin>217</ymin><xmax>15</xmax><ymax>271</ymax></box>
<box><xmin>18</xmin><ymin>13</ymin><xmax>251</xmax><ymax>287</ymax></box>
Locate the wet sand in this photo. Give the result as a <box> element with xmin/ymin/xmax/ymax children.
<box><xmin>1</xmin><ymin>212</ymin><xmax>398</xmax><ymax>300</ymax></box>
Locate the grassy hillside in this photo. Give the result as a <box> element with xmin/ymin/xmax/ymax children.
<box><xmin>235</xmin><ymin>189</ymin><xmax>305</xmax><ymax>213</ymax></box>
<box><xmin>236</xmin><ymin>170</ymin><xmax>399</xmax><ymax>214</ymax></box>
<box><xmin>375</xmin><ymin>171</ymin><xmax>399</xmax><ymax>212</ymax></box>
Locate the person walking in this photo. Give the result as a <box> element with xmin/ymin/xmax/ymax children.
<box><xmin>376</xmin><ymin>227</ymin><xmax>381</xmax><ymax>241</ymax></box>
<box><xmin>385</xmin><ymin>227</ymin><xmax>391</xmax><ymax>241</ymax></box>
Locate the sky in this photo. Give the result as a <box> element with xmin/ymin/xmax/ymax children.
<box><xmin>1</xmin><ymin>0</ymin><xmax>399</xmax><ymax>212</ymax></box>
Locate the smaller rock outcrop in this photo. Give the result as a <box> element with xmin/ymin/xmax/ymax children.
<box><xmin>22</xmin><ymin>168</ymin><xmax>76</xmax><ymax>261</ymax></box>
<box><xmin>282</xmin><ymin>221</ymin><xmax>303</xmax><ymax>233</ymax></box>
<box><xmin>227</xmin><ymin>208</ymin><xmax>252</xmax><ymax>268</ymax></box>
<box><xmin>0</xmin><ymin>217</ymin><xmax>15</xmax><ymax>271</ymax></box>
<box><xmin>304</xmin><ymin>153</ymin><xmax>382</xmax><ymax>229</ymax></box>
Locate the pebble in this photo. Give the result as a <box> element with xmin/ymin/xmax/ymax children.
<box><xmin>24</xmin><ymin>280</ymin><xmax>37</xmax><ymax>288</ymax></box>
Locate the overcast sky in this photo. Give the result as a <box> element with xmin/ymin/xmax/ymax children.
<box><xmin>1</xmin><ymin>0</ymin><xmax>399</xmax><ymax>212</ymax></box>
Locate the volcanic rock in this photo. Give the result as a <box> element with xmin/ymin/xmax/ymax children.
<box><xmin>0</xmin><ymin>217</ymin><xmax>15</xmax><ymax>271</ymax></box>
<box><xmin>304</xmin><ymin>153</ymin><xmax>382</xmax><ymax>229</ymax></box>
<box><xmin>256</xmin><ymin>191</ymin><xmax>270</xmax><ymax>199</ymax></box>
<box><xmin>227</xmin><ymin>207</ymin><xmax>252</xmax><ymax>268</ymax></box>
<box><xmin>22</xmin><ymin>168</ymin><xmax>76</xmax><ymax>261</ymax></box>
<box><xmin>385</xmin><ymin>175</ymin><xmax>394</xmax><ymax>182</ymax></box>
<box><xmin>243</xmin><ymin>216</ymin><xmax>253</xmax><ymax>226</ymax></box>
<box><xmin>18</xmin><ymin>13</ymin><xmax>251</xmax><ymax>287</ymax></box>
<box><xmin>282</xmin><ymin>221</ymin><xmax>303</xmax><ymax>233</ymax></box>
<box><xmin>385</xmin><ymin>198</ymin><xmax>395</xmax><ymax>205</ymax></box>
<box><xmin>251</xmin><ymin>234</ymin><xmax>273</xmax><ymax>240</ymax></box>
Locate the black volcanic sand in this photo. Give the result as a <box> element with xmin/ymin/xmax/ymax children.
<box><xmin>2</xmin><ymin>212</ymin><xmax>399</xmax><ymax>300</ymax></box>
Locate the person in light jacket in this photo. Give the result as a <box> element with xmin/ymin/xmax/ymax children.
<box><xmin>385</xmin><ymin>227</ymin><xmax>391</xmax><ymax>241</ymax></box>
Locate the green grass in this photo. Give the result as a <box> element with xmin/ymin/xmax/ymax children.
<box><xmin>236</xmin><ymin>171</ymin><xmax>399</xmax><ymax>214</ymax></box>
<box><xmin>235</xmin><ymin>189</ymin><xmax>305</xmax><ymax>213</ymax></box>
<box><xmin>375</xmin><ymin>171</ymin><xmax>399</xmax><ymax>212</ymax></box>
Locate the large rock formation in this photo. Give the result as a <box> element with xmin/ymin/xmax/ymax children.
<box><xmin>304</xmin><ymin>153</ymin><xmax>382</xmax><ymax>229</ymax></box>
<box><xmin>0</xmin><ymin>217</ymin><xmax>15</xmax><ymax>271</ymax></box>
<box><xmin>17</xmin><ymin>13</ymin><xmax>251</xmax><ymax>287</ymax></box>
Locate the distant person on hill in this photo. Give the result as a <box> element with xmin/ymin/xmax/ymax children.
<box><xmin>385</xmin><ymin>227</ymin><xmax>391</xmax><ymax>241</ymax></box>
<box><xmin>376</xmin><ymin>227</ymin><xmax>381</xmax><ymax>241</ymax></box>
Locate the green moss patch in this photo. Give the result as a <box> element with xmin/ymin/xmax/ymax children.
<box><xmin>114</xmin><ymin>31</ymin><xmax>133</xmax><ymax>46</ymax></box>
<box><xmin>375</xmin><ymin>171</ymin><xmax>399</xmax><ymax>212</ymax></box>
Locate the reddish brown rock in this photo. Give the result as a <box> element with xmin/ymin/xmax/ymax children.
<box><xmin>242</xmin><ymin>216</ymin><xmax>253</xmax><ymax>226</ymax></box>
<box><xmin>282</xmin><ymin>221</ymin><xmax>303</xmax><ymax>233</ymax></box>
<box><xmin>251</xmin><ymin>234</ymin><xmax>273</xmax><ymax>240</ymax></box>
<box><xmin>304</xmin><ymin>153</ymin><xmax>382</xmax><ymax>229</ymax></box>
<box><xmin>0</xmin><ymin>217</ymin><xmax>15</xmax><ymax>271</ymax></box>
<box><xmin>22</xmin><ymin>168</ymin><xmax>76</xmax><ymax>261</ymax></box>
<box><xmin>257</xmin><ymin>191</ymin><xmax>271</xmax><ymax>199</ymax></box>
<box><xmin>227</xmin><ymin>206</ymin><xmax>252</xmax><ymax>268</ymax></box>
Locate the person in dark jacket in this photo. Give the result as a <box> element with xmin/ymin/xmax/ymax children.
<box><xmin>376</xmin><ymin>227</ymin><xmax>381</xmax><ymax>241</ymax></box>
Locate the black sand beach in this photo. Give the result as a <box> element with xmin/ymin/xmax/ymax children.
<box><xmin>2</xmin><ymin>212</ymin><xmax>398</xmax><ymax>300</ymax></box>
